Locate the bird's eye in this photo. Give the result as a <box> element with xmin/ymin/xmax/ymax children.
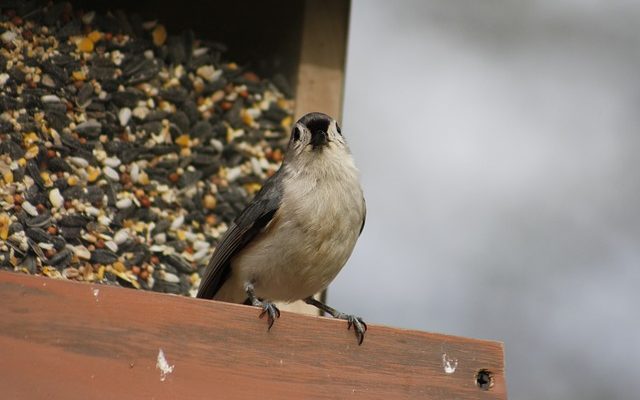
<box><xmin>336</xmin><ymin>123</ymin><xmax>342</xmax><ymax>135</ymax></box>
<box><xmin>292</xmin><ymin>126</ymin><xmax>301</xmax><ymax>141</ymax></box>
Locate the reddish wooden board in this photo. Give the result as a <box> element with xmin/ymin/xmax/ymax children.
<box><xmin>0</xmin><ymin>271</ymin><xmax>507</xmax><ymax>399</ymax></box>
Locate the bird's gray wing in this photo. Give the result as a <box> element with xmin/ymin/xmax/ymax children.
<box><xmin>196</xmin><ymin>174</ymin><xmax>283</xmax><ymax>299</ymax></box>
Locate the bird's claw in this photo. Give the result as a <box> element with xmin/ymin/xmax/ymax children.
<box><xmin>339</xmin><ymin>313</ymin><xmax>367</xmax><ymax>345</ymax></box>
<box><xmin>258</xmin><ymin>302</ymin><xmax>280</xmax><ymax>330</ymax></box>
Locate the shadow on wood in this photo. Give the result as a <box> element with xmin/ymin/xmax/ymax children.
<box><xmin>0</xmin><ymin>271</ymin><xmax>506</xmax><ymax>399</ymax></box>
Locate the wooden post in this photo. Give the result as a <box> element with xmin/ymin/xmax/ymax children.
<box><xmin>294</xmin><ymin>0</ymin><xmax>350</xmax><ymax>120</ymax></box>
<box><xmin>0</xmin><ymin>271</ymin><xmax>507</xmax><ymax>399</ymax></box>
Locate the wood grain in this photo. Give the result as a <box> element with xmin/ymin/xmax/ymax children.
<box><xmin>0</xmin><ymin>271</ymin><xmax>506</xmax><ymax>399</ymax></box>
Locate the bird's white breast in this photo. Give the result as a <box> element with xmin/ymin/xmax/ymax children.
<box><xmin>216</xmin><ymin>147</ymin><xmax>364</xmax><ymax>303</ymax></box>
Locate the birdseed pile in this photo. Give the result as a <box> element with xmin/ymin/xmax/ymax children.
<box><xmin>0</xmin><ymin>3</ymin><xmax>293</xmax><ymax>296</ymax></box>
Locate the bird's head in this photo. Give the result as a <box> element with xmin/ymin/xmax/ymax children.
<box><xmin>284</xmin><ymin>112</ymin><xmax>348</xmax><ymax>165</ymax></box>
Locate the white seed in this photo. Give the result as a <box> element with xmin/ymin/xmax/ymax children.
<box><xmin>192</xmin><ymin>248</ymin><xmax>209</xmax><ymax>262</ymax></box>
<box><xmin>160</xmin><ymin>191</ymin><xmax>174</xmax><ymax>204</ymax></box>
<box><xmin>103</xmin><ymin>166</ymin><xmax>119</xmax><ymax>181</ymax></box>
<box><xmin>111</xmin><ymin>50</ymin><xmax>124</xmax><ymax>66</ymax></box>
<box><xmin>82</xmin><ymin>233</ymin><xmax>97</xmax><ymax>243</ymax></box>
<box><xmin>41</xmin><ymin>94</ymin><xmax>61</xmax><ymax>103</ymax></box>
<box><xmin>63</xmin><ymin>267</ymin><xmax>80</xmax><ymax>279</ymax></box>
<box><xmin>162</xmin><ymin>272</ymin><xmax>180</xmax><ymax>283</ymax></box>
<box><xmin>247</xmin><ymin>108</ymin><xmax>261</xmax><ymax>118</ymax></box>
<box><xmin>183</xmin><ymin>231</ymin><xmax>197</xmax><ymax>242</ymax></box>
<box><xmin>130</xmin><ymin>163</ymin><xmax>140</xmax><ymax>182</ymax></box>
<box><xmin>22</xmin><ymin>201</ymin><xmax>38</xmax><ymax>216</ymax></box>
<box><xmin>251</xmin><ymin>157</ymin><xmax>263</xmax><ymax>176</ymax></box>
<box><xmin>132</xmin><ymin>106</ymin><xmax>149</xmax><ymax>120</ymax></box>
<box><xmin>119</xmin><ymin>107</ymin><xmax>132</xmax><ymax>126</ymax></box>
<box><xmin>116</xmin><ymin>198</ymin><xmax>132</xmax><ymax>209</ymax></box>
<box><xmin>114</xmin><ymin>229</ymin><xmax>129</xmax><ymax>244</ymax></box>
<box><xmin>226</xmin><ymin>166</ymin><xmax>242</xmax><ymax>182</ymax></box>
<box><xmin>104</xmin><ymin>241</ymin><xmax>118</xmax><ymax>253</ymax></box>
<box><xmin>94</xmin><ymin>149</ymin><xmax>107</xmax><ymax>162</ymax></box>
<box><xmin>210</xmin><ymin>139</ymin><xmax>223</xmax><ymax>152</ymax></box>
<box><xmin>193</xmin><ymin>240</ymin><xmax>209</xmax><ymax>251</ymax></box>
<box><xmin>104</xmin><ymin>157</ymin><xmax>121</xmax><ymax>168</ymax></box>
<box><xmin>0</xmin><ymin>73</ymin><xmax>9</xmax><ymax>87</ymax></box>
<box><xmin>49</xmin><ymin>188</ymin><xmax>64</xmax><ymax>209</ymax></box>
<box><xmin>170</xmin><ymin>215</ymin><xmax>184</xmax><ymax>230</ymax></box>
<box><xmin>41</xmin><ymin>74</ymin><xmax>56</xmax><ymax>88</ymax></box>
<box><xmin>149</xmin><ymin>245</ymin><xmax>168</xmax><ymax>253</ymax></box>
<box><xmin>72</xmin><ymin>245</ymin><xmax>91</xmax><ymax>260</ymax></box>
<box><xmin>69</xmin><ymin>157</ymin><xmax>89</xmax><ymax>168</ymax></box>
<box><xmin>85</xmin><ymin>206</ymin><xmax>100</xmax><ymax>216</ymax></box>
<box><xmin>1</xmin><ymin>30</ymin><xmax>16</xmax><ymax>43</ymax></box>
<box><xmin>192</xmin><ymin>47</ymin><xmax>208</xmax><ymax>57</ymax></box>
<box><xmin>196</xmin><ymin>65</ymin><xmax>222</xmax><ymax>82</ymax></box>
<box><xmin>153</xmin><ymin>233</ymin><xmax>167</xmax><ymax>245</ymax></box>
<box><xmin>98</xmin><ymin>215</ymin><xmax>112</xmax><ymax>226</ymax></box>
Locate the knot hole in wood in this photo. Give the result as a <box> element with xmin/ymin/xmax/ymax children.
<box><xmin>476</xmin><ymin>369</ymin><xmax>494</xmax><ymax>391</ymax></box>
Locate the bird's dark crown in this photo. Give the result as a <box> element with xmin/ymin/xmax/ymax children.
<box><xmin>299</xmin><ymin>112</ymin><xmax>332</xmax><ymax>137</ymax></box>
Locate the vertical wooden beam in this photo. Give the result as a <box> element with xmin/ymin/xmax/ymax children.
<box><xmin>294</xmin><ymin>0</ymin><xmax>350</xmax><ymax>120</ymax></box>
<box><xmin>284</xmin><ymin>0</ymin><xmax>351</xmax><ymax>315</ymax></box>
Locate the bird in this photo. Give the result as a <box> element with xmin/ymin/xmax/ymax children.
<box><xmin>196</xmin><ymin>112</ymin><xmax>368</xmax><ymax>344</ymax></box>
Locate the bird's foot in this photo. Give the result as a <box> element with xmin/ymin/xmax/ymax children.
<box><xmin>245</xmin><ymin>282</ymin><xmax>280</xmax><ymax>330</ymax></box>
<box><xmin>257</xmin><ymin>300</ymin><xmax>281</xmax><ymax>330</ymax></box>
<box><xmin>303</xmin><ymin>297</ymin><xmax>367</xmax><ymax>345</ymax></box>
<box><xmin>334</xmin><ymin>312</ymin><xmax>367</xmax><ymax>345</ymax></box>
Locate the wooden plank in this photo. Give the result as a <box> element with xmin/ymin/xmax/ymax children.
<box><xmin>285</xmin><ymin>0</ymin><xmax>351</xmax><ymax>316</ymax></box>
<box><xmin>0</xmin><ymin>271</ymin><xmax>507</xmax><ymax>399</ymax></box>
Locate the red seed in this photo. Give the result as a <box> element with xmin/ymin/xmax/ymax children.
<box><xmin>242</xmin><ymin>72</ymin><xmax>260</xmax><ymax>82</ymax></box>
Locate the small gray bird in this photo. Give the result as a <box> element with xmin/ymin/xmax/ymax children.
<box><xmin>197</xmin><ymin>112</ymin><xmax>367</xmax><ymax>344</ymax></box>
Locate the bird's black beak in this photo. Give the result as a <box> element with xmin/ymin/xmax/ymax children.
<box><xmin>310</xmin><ymin>130</ymin><xmax>328</xmax><ymax>149</ymax></box>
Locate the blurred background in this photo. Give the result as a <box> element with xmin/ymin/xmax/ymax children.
<box><xmin>331</xmin><ymin>1</ymin><xmax>640</xmax><ymax>399</ymax></box>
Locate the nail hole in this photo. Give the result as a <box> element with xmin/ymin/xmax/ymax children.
<box><xmin>476</xmin><ymin>369</ymin><xmax>493</xmax><ymax>390</ymax></box>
